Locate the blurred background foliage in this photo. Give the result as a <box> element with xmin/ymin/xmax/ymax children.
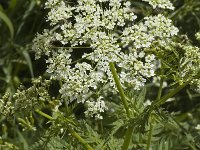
<box><xmin>0</xmin><ymin>0</ymin><xmax>47</xmax><ymax>95</ymax></box>
<box><xmin>0</xmin><ymin>0</ymin><xmax>200</xmax><ymax>149</ymax></box>
<box><xmin>0</xmin><ymin>0</ymin><xmax>47</xmax><ymax>148</ymax></box>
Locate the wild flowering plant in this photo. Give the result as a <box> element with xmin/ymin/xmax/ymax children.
<box><xmin>32</xmin><ymin>0</ymin><xmax>178</xmax><ymax>119</ymax></box>
<box><xmin>1</xmin><ymin>0</ymin><xmax>200</xmax><ymax>149</ymax></box>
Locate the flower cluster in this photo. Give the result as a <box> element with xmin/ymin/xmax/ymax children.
<box><xmin>179</xmin><ymin>44</ymin><xmax>200</xmax><ymax>78</ymax></box>
<box><xmin>13</xmin><ymin>77</ymin><xmax>51</xmax><ymax>114</ymax></box>
<box><xmin>174</xmin><ymin>43</ymin><xmax>200</xmax><ymax>92</ymax></box>
<box><xmin>32</xmin><ymin>29</ymin><xmax>54</xmax><ymax>59</ymax></box>
<box><xmin>119</xmin><ymin>52</ymin><xmax>155</xmax><ymax>90</ymax></box>
<box><xmin>32</xmin><ymin>0</ymin><xmax>178</xmax><ymax>119</ymax></box>
<box><xmin>45</xmin><ymin>0</ymin><xmax>74</xmax><ymax>26</ymax></box>
<box><xmin>142</xmin><ymin>0</ymin><xmax>174</xmax><ymax>10</ymax></box>
<box><xmin>121</xmin><ymin>14</ymin><xmax>178</xmax><ymax>49</ymax></box>
<box><xmin>59</xmin><ymin>62</ymin><xmax>106</xmax><ymax>104</ymax></box>
<box><xmin>85</xmin><ymin>96</ymin><xmax>108</xmax><ymax>119</ymax></box>
<box><xmin>0</xmin><ymin>92</ymin><xmax>14</xmax><ymax>116</ymax></box>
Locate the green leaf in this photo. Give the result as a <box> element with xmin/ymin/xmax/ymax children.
<box><xmin>102</xmin><ymin>119</ymin><xmax>124</xmax><ymax>148</ymax></box>
<box><xmin>46</xmin><ymin>137</ymin><xmax>72</xmax><ymax>150</ymax></box>
<box><xmin>0</xmin><ymin>10</ymin><xmax>14</xmax><ymax>38</ymax></box>
<box><xmin>22</xmin><ymin>49</ymin><xmax>34</xmax><ymax>77</ymax></box>
<box><xmin>16</xmin><ymin>0</ymin><xmax>36</xmax><ymax>35</ymax></box>
<box><xmin>16</xmin><ymin>129</ymin><xmax>29</xmax><ymax>150</ymax></box>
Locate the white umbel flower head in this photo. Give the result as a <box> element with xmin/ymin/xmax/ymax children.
<box><xmin>32</xmin><ymin>0</ymin><xmax>179</xmax><ymax>119</ymax></box>
<box><xmin>85</xmin><ymin>96</ymin><xmax>108</xmax><ymax>120</ymax></box>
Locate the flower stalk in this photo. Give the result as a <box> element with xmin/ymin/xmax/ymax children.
<box><xmin>109</xmin><ymin>62</ymin><xmax>133</xmax><ymax>150</ymax></box>
<box><xmin>121</xmin><ymin>125</ymin><xmax>134</xmax><ymax>150</ymax></box>
<box><xmin>109</xmin><ymin>62</ymin><xmax>130</xmax><ymax>117</ymax></box>
<box><xmin>154</xmin><ymin>72</ymin><xmax>200</xmax><ymax>107</ymax></box>
<box><xmin>146</xmin><ymin>116</ymin><xmax>153</xmax><ymax>150</ymax></box>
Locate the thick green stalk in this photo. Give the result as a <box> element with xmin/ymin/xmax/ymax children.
<box><xmin>109</xmin><ymin>62</ymin><xmax>133</xmax><ymax>150</ymax></box>
<box><xmin>153</xmin><ymin>81</ymin><xmax>189</xmax><ymax>107</ymax></box>
<box><xmin>68</xmin><ymin>128</ymin><xmax>94</xmax><ymax>150</ymax></box>
<box><xmin>109</xmin><ymin>62</ymin><xmax>130</xmax><ymax>117</ymax></box>
<box><xmin>146</xmin><ymin>118</ymin><xmax>153</xmax><ymax>150</ymax></box>
<box><xmin>156</xmin><ymin>77</ymin><xmax>163</xmax><ymax>101</ymax></box>
<box><xmin>121</xmin><ymin>126</ymin><xmax>134</xmax><ymax>150</ymax></box>
<box><xmin>35</xmin><ymin>109</ymin><xmax>93</xmax><ymax>150</ymax></box>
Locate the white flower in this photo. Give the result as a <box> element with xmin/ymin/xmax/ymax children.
<box><xmin>144</xmin><ymin>99</ymin><xmax>151</xmax><ymax>107</ymax></box>
<box><xmin>121</xmin><ymin>14</ymin><xmax>178</xmax><ymax>49</ymax></box>
<box><xmin>32</xmin><ymin>0</ymin><xmax>179</xmax><ymax>119</ymax></box>
<box><xmin>142</xmin><ymin>0</ymin><xmax>174</xmax><ymax>10</ymax></box>
<box><xmin>85</xmin><ymin>96</ymin><xmax>108</xmax><ymax>120</ymax></box>
<box><xmin>195</xmin><ymin>124</ymin><xmax>200</xmax><ymax>130</ymax></box>
<box><xmin>32</xmin><ymin>29</ymin><xmax>53</xmax><ymax>59</ymax></box>
<box><xmin>46</xmin><ymin>1</ymin><xmax>75</xmax><ymax>26</ymax></box>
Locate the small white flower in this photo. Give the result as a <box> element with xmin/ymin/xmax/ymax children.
<box><xmin>142</xmin><ymin>0</ymin><xmax>174</xmax><ymax>10</ymax></box>
<box><xmin>85</xmin><ymin>96</ymin><xmax>108</xmax><ymax>120</ymax></box>
<box><xmin>195</xmin><ymin>124</ymin><xmax>200</xmax><ymax>130</ymax></box>
<box><xmin>144</xmin><ymin>99</ymin><xmax>151</xmax><ymax>107</ymax></box>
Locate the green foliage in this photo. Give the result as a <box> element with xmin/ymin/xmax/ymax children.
<box><xmin>0</xmin><ymin>10</ymin><xmax>14</xmax><ymax>38</ymax></box>
<box><xmin>0</xmin><ymin>0</ymin><xmax>200</xmax><ymax>150</ymax></box>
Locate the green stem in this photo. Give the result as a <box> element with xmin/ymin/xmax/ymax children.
<box><xmin>121</xmin><ymin>126</ymin><xmax>134</xmax><ymax>150</ymax></box>
<box><xmin>169</xmin><ymin>4</ymin><xmax>186</xmax><ymax>19</ymax></box>
<box><xmin>68</xmin><ymin>128</ymin><xmax>94</xmax><ymax>150</ymax></box>
<box><xmin>154</xmin><ymin>72</ymin><xmax>200</xmax><ymax>107</ymax></box>
<box><xmin>35</xmin><ymin>109</ymin><xmax>53</xmax><ymax>120</ymax></box>
<box><xmin>35</xmin><ymin>109</ymin><xmax>93</xmax><ymax>150</ymax></box>
<box><xmin>109</xmin><ymin>62</ymin><xmax>133</xmax><ymax>150</ymax></box>
<box><xmin>153</xmin><ymin>81</ymin><xmax>189</xmax><ymax>107</ymax></box>
<box><xmin>109</xmin><ymin>62</ymin><xmax>130</xmax><ymax>117</ymax></box>
<box><xmin>146</xmin><ymin>118</ymin><xmax>153</xmax><ymax>150</ymax></box>
<box><xmin>156</xmin><ymin>77</ymin><xmax>163</xmax><ymax>101</ymax></box>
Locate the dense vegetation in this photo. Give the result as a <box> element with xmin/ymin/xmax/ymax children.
<box><xmin>0</xmin><ymin>0</ymin><xmax>200</xmax><ymax>149</ymax></box>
